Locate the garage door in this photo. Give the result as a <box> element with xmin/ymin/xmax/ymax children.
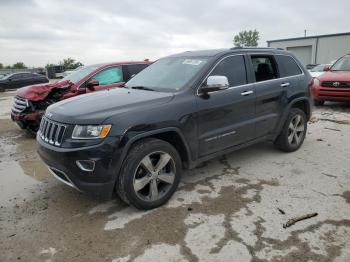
<box><xmin>286</xmin><ymin>46</ymin><xmax>312</xmax><ymax>65</ymax></box>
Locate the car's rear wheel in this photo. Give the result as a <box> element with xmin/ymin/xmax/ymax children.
<box><xmin>275</xmin><ymin>108</ymin><xmax>307</xmax><ymax>152</ymax></box>
<box><xmin>116</xmin><ymin>138</ymin><xmax>182</xmax><ymax>210</ymax></box>
<box><xmin>314</xmin><ymin>100</ymin><xmax>324</xmax><ymax>106</ymax></box>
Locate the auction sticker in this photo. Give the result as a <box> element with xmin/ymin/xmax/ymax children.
<box><xmin>182</xmin><ymin>59</ymin><xmax>203</xmax><ymax>65</ymax></box>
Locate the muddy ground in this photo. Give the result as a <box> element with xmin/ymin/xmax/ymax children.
<box><xmin>0</xmin><ymin>91</ymin><xmax>350</xmax><ymax>262</ymax></box>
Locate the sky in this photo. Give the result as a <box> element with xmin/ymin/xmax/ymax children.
<box><xmin>0</xmin><ymin>0</ymin><xmax>349</xmax><ymax>67</ymax></box>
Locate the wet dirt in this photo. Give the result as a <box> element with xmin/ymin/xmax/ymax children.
<box><xmin>1</xmin><ymin>92</ymin><xmax>350</xmax><ymax>262</ymax></box>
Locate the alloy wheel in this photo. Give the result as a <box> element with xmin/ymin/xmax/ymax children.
<box><xmin>287</xmin><ymin>114</ymin><xmax>305</xmax><ymax>146</ymax></box>
<box><xmin>133</xmin><ymin>151</ymin><xmax>176</xmax><ymax>202</ymax></box>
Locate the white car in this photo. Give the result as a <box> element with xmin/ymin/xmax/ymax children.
<box><xmin>62</xmin><ymin>66</ymin><xmax>83</xmax><ymax>78</ymax></box>
<box><xmin>308</xmin><ymin>64</ymin><xmax>330</xmax><ymax>78</ymax></box>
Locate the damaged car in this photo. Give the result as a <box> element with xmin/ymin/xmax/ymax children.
<box><xmin>11</xmin><ymin>61</ymin><xmax>150</xmax><ymax>133</ymax></box>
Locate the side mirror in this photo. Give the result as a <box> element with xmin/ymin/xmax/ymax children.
<box><xmin>323</xmin><ymin>65</ymin><xmax>330</xmax><ymax>71</ymax></box>
<box><xmin>86</xmin><ymin>79</ymin><xmax>99</xmax><ymax>89</ymax></box>
<box><xmin>200</xmin><ymin>75</ymin><xmax>229</xmax><ymax>94</ymax></box>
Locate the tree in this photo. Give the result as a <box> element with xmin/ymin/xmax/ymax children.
<box><xmin>12</xmin><ymin>62</ymin><xmax>27</xmax><ymax>69</ymax></box>
<box><xmin>60</xmin><ymin>58</ymin><xmax>83</xmax><ymax>70</ymax></box>
<box><xmin>45</xmin><ymin>63</ymin><xmax>56</xmax><ymax>69</ymax></box>
<box><xmin>0</xmin><ymin>63</ymin><xmax>3</xmax><ymax>69</ymax></box>
<box><xmin>233</xmin><ymin>30</ymin><xmax>260</xmax><ymax>47</ymax></box>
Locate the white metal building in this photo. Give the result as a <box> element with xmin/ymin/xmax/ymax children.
<box><xmin>267</xmin><ymin>32</ymin><xmax>350</xmax><ymax>65</ymax></box>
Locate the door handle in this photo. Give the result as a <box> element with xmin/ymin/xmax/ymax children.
<box><xmin>280</xmin><ymin>82</ymin><xmax>290</xmax><ymax>87</ymax></box>
<box><xmin>241</xmin><ymin>90</ymin><xmax>254</xmax><ymax>96</ymax></box>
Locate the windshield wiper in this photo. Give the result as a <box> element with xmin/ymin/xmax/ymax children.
<box><xmin>130</xmin><ymin>86</ymin><xmax>155</xmax><ymax>91</ymax></box>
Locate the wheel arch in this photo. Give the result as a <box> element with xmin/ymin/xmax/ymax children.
<box><xmin>114</xmin><ymin>127</ymin><xmax>192</xmax><ymax>180</ymax></box>
<box><xmin>274</xmin><ymin>97</ymin><xmax>311</xmax><ymax>140</ymax></box>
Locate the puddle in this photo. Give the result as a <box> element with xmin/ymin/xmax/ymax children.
<box><xmin>0</xmin><ymin>93</ymin><xmax>13</xmax><ymax>120</ymax></box>
<box><xmin>0</xmin><ymin>158</ymin><xmax>50</xmax><ymax>207</ymax></box>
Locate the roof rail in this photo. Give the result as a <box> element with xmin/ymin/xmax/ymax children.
<box><xmin>229</xmin><ymin>47</ymin><xmax>281</xmax><ymax>50</ymax></box>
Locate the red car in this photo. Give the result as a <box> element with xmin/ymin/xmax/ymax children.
<box><xmin>11</xmin><ymin>61</ymin><xmax>150</xmax><ymax>132</ymax></box>
<box><xmin>312</xmin><ymin>54</ymin><xmax>350</xmax><ymax>105</ymax></box>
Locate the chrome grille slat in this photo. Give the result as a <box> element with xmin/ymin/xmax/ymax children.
<box><xmin>38</xmin><ymin>117</ymin><xmax>66</xmax><ymax>147</ymax></box>
<box><xmin>12</xmin><ymin>96</ymin><xmax>28</xmax><ymax>113</ymax></box>
<box><xmin>45</xmin><ymin>122</ymin><xmax>51</xmax><ymax>142</ymax></box>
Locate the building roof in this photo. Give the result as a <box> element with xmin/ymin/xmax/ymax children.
<box><xmin>267</xmin><ymin>32</ymin><xmax>350</xmax><ymax>43</ymax></box>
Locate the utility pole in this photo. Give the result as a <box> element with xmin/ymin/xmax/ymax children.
<box><xmin>304</xmin><ymin>30</ymin><xmax>307</xmax><ymax>37</ymax></box>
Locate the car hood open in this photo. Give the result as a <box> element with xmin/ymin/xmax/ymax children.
<box><xmin>16</xmin><ymin>80</ymin><xmax>72</xmax><ymax>101</ymax></box>
<box><xmin>46</xmin><ymin>88</ymin><xmax>174</xmax><ymax>124</ymax></box>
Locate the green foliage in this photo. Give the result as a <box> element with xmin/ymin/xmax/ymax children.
<box><xmin>45</xmin><ymin>63</ymin><xmax>56</xmax><ymax>69</ymax></box>
<box><xmin>233</xmin><ymin>30</ymin><xmax>260</xmax><ymax>47</ymax></box>
<box><xmin>2</xmin><ymin>62</ymin><xmax>27</xmax><ymax>69</ymax></box>
<box><xmin>60</xmin><ymin>58</ymin><xmax>84</xmax><ymax>70</ymax></box>
<box><xmin>12</xmin><ymin>62</ymin><xmax>27</xmax><ymax>69</ymax></box>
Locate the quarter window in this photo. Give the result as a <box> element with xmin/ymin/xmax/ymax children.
<box><xmin>251</xmin><ymin>55</ymin><xmax>278</xmax><ymax>82</ymax></box>
<box><xmin>275</xmin><ymin>55</ymin><xmax>302</xmax><ymax>77</ymax></box>
<box><xmin>209</xmin><ymin>55</ymin><xmax>247</xmax><ymax>87</ymax></box>
<box><xmin>92</xmin><ymin>67</ymin><xmax>123</xmax><ymax>85</ymax></box>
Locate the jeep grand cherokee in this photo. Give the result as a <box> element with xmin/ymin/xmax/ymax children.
<box><xmin>37</xmin><ymin>48</ymin><xmax>312</xmax><ymax>210</ymax></box>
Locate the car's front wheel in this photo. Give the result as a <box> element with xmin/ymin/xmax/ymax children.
<box><xmin>116</xmin><ymin>138</ymin><xmax>182</xmax><ymax>210</ymax></box>
<box><xmin>275</xmin><ymin>108</ymin><xmax>307</xmax><ymax>152</ymax></box>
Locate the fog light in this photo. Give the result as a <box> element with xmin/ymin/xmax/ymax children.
<box><xmin>76</xmin><ymin>160</ymin><xmax>95</xmax><ymax>172</ymax></box>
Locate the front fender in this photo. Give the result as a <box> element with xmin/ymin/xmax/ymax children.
<box><xmin>110</xmin><ymin>127</ymin><xmax>192</xmax><ymax>182</ymax></box>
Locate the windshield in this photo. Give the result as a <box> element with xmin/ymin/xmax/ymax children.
<box><xmin>310</xmin><ymin>64</ymin><xmax>325</xmax><ymax>72</ymax></box>
<box><xmin>331</xmin><ymin>55</ymin><xmax>350</xmax><ymax>71</ymax></box>
<box><xmin>125</xmin><ymin>57</ymin><xmax>208</xmax><ymax>92</ymax></box>
<box><xmin>61</xmin><ymin>65</ymin><xmax>99</xmax><ymax>84</ymax></box>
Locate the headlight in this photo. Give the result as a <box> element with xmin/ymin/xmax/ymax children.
<box><xmin>313</xmin><ymin>78</ymin><xmax>320</xmax><ymax>86</ymax></box>
<box><xmin>72</xmin><ymin>125</ymin><xmax>112</xmax><ymax>139</ymax></box>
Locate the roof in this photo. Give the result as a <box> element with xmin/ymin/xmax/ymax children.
<box><xmin>169</xmin><ymin>47</ymin><xmax>287</xmax><ymax>58</ymax></box>
<box><xmin>89</xmin><ymin>61</ymin><xmax>151</xmax><ymax>68</ymax></box>
<box><xmin>267</xmin><ymin>32</ymin><xmax>350</xmax><ymax>43</ymax></box>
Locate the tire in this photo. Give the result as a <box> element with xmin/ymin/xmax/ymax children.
<box><xmin>116</xmin><ymin>138</ymin><xmax>182</xmax><ymax>210</ymax></box>
<box><xmin>274</xmin><ymin>108</ymin><xmax>307</xmax><ymax>152</ymax></box>
<box><xmin>314</xmin><ymin>100</ymin><xmax>324</xmax><ymax>106</ymax></box>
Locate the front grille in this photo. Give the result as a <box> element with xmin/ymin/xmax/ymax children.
<box><xmin>321</xmin><ymin>81</ymin><xmax>350</xmax><ymax>88</ymax></box>
<box><xmin>12</xmin><ymin>96</ymin><xmax>28</xmax><ymax>113</ymax></box>
<box><xmin>38</xmin><ymin>117</ymin><xmax>66</xmax><ymax>146</ymax></box>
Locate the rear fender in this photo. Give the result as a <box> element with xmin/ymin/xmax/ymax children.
<box><xmin>273</xmin><ymin>97</ymin><xmax>311</xmax><ymax>139</ymax></box>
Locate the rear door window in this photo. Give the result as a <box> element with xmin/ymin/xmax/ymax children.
<box><xmin>209</xmin><ymin>55</ymin><xmax>247</xmax><ymax>87</ymax></box>
<box><xmin>250</xmin><ymin>55</ymin><xmax>278</xmax><ymax>82</ymax></box>
<box><xmin>92</xmin><ymin>67</ymin><xmax>123</xmax><ymax>85</ymax></box>
<box><xmin>275</xmin><ymin>55</ymin><xmax>303</xmax><ymax>77</ymax></box>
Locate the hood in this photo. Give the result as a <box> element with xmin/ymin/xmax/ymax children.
<box><xmin>317</xmin><ymin>71</ymin><xmax>350</xmax><ymax>82</ymax></box>
<box><xmin>46</xmin><ymin>88</ymin><xmax>174</xmax><ymax>124</ymax></box>
<box><xmin>16</xmin><ymin>80</ymin><xmax>72</xmax><ymax>101</ymax></box>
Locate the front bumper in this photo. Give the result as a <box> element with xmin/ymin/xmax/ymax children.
<box><xmin>11</xmin><ymin>111</ymin><xmax>43</xmax><ymax>130</ymax></box>
<box><xmin>312</xmin><ymin>85</ymin><xmax>350</xmax><ymax>102</ymax></box>
<box><xmin>37</xmin><ymin>135</ymin><xmax>122</xmax><ymax>199</ymax></box>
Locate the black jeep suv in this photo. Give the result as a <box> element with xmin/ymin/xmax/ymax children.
<box><xmin>37</xmin><ymin>48</ymin><xmax>312</xmax><ymax>210</ymax></box>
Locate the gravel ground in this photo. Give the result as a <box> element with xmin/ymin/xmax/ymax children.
<box><xmin>0</xmin><ymin>91</ymin><xmax>350</xmax><ymax>262</ymax></box>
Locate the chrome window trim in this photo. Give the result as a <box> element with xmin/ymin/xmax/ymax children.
<box><xmin>196</xmin><ymin>52</ymin><xmax>305</xmax><ymax>96</ymax></box>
